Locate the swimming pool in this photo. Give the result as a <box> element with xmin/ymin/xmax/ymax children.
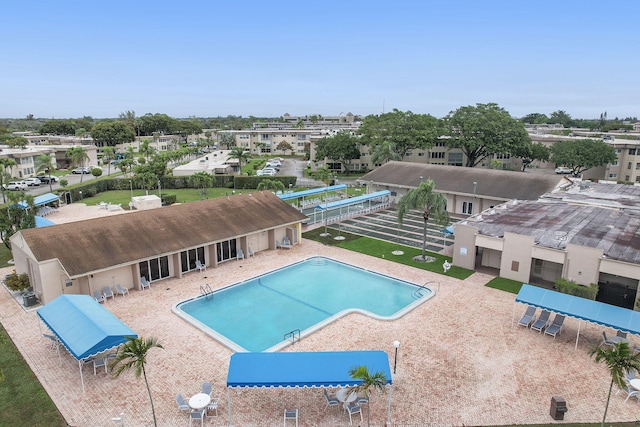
<box><xmin>173</xmin><ymin>256</ymin><xmax>433</xmax><ymax>352</ymax></box>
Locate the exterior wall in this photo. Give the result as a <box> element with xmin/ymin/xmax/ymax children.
<box><xmin>531</xmin><ymin>246</ymin><xmax>566</xmax><ymax>264</ymax></box>
<box><xmin>600</xmin><ymin>258</ymin><xmax>640</xmax><ymax>279</ymax></box>
<box><xmin>499</xmin><ymin>233</ymin><xmax>534</xmax><ymax>282</ymax></box>
<box><xmin>481</xmin><ymin>249</ymin><xmax>502</xmax><ymax>269</ymax></box>
<box><xmin>565</xmin><ymin>244</ymin><xmax>603</xmax><ymax>285</ymax></box>
<box><xmin>451</xmin><ymin>223</ymin><xmax>477</xmax><ymax>270</ymax></box>
<box><xmin>475</xmin><ymin>234</ymin><xmax>503</xmax><ymax>251</ymax></box>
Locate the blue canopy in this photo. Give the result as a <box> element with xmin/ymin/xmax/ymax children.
<box><xmin>226</xmin><ymin>350</ymin><xmax>394</xmax><ymax>424</ymax></box>
<box><xmin>35</xmin><ymin>216</ymin><xmax>55</xmax><ymax>228</ymax></box>
<box><xmin>18</xmin><ymin>192</ymin><xmax>60</xmax><ymax>208</ymax></box>
<box><xmin>227</xmin><ymin>350</ymin><xmax>392</xmax><ymax>388</ymax></box>
<box><xmin>515</xmin><ymin>284</ymin><xmax>640</xmax><ymax>348</ymax></box>
<box><xmin>277</xmin><ymin>184</ymin><xmax>347</xmax><ymax>201</ymax></box>
<box><xmin>314</xmin><ymin>190</ymin><xmax>391</xmax><ymax>210</ymax></box>
<box><xmin>37</xmin><ymin>294</ymin><xmax>137</xmax><ymax>360</ymax></box>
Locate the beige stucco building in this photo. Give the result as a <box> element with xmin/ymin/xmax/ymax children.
<box><xmin>10</xmin><ymin>192</ymin><xmax>306</xmax><ymax>305</ymax></box>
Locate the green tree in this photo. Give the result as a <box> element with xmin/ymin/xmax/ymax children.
<box><xmin>0</xmin><ymin>192</ymin><xmax>36</xmax><ymax>249</ymax></box>
<box><xmin>445</xmin><ymin>103</ymin><xmax>531</xmax><ymax>167</ymax></box>
<box><xmin>348</xmin><ymin>365</ymin><xmax>388</xmax><ymax>427</ymax></box>
<box><xmin>520</xmin><ymin>113</ymin><xmax>547</xmax><ymax>124</ymax></box>
<box><xmin>314</xmin><ymin>131</ymin><xmax>361</xmax><ymax>175</ymax></box>
<box><xmin>90</xmin><ymin>121</ymin><xmax>136</xmax><ymax>147</ymax></box>
<box><xmin>138</xmin><ymin>139</ymin><xmax>156</xmax><ymax>161</ymax></box>
<box><xmin>219</xmin><ymin>132</ymin><xmax>236</xmax><ymax>150</ymax></box>
<box><xmin>359</xmin><ymin>109</ymin><xmax>440</xmax><ymax>158</ymax></box>
<box><xmin>138</xmin><ymin>113</ymin><xmax>176</xmax><ymax>136</ymax></box>
<box><xmin>256</xmin><ymin>179</ymin><xmax>285</xmax><ymax>192</ymax></box>
<box><xmin>109</xmin><ymin>336</ymin><xmax>163</xmax><ymax>427</ymax></box>
<box><xmin>227</xmin><ymin>146</ymin><xmax>250</xmax><ymax>172</ymax></box>
<box><xmin>65</xmin><ymin>146</ymin><xmax>89</xmax><ymax>183</ymax></box>
<box><xmin>549</xmin><ymin>110</ymin><xmax>574</xmax><ymax>127</ymax></box>
<box><xmin>4</xmin><ymin>136</ymin><xmax>28</xmax><ymax>149</ymax></box>
<box><xmin>549</xmin><ymin>139</ymin><xmax>617</xmax><ymax>177</ymax></box>
<box><xmin>40</xmin><ymin>119</ymin><xmax>76</xmax><ymax>135</ymax></box>
<box><xmin>0</xmin><ymin>158</ymin><xmax>17</xmax><ymax>203</ymax></box>
<box><xmin>511</xmin><ymin>142</ymin><xmax>550</xmax><ymax>171</ymax></box>
<box><xmin>397</xmin><ymin>179</ymin><xmax>449</xmax><ymax>261</ymax></box>
<box><xmin>189</xmin><ymin>171</ymin><xmax>214</xmax><ymax>198</ymax></box>
<box><xmin>276</xmin><ymin>140</ymin><xmax>293</xmax><ymax>155</ymax></box>
<box><xmin>311</xmin><ymin>166</ymin><xmax>333</xmax><ymax>185</ymax></box>
<box><xmin>369</xmin><ymin>140</ymin><xmax>402</xmax><ymax>165</ymax></box>
<box><xmin>591</xmin><ymin>342</ymin><xmax>640</xmax><ymax>427</ymax></box>
<box><xmin>118</xmin><ymin>110</ymin><xmax>138</xmax><ymax>135</ymax></box>
<box><xmin>102</xmin><ymin>146</ymin><xmax>115</xmax><ymax>176</ymax></box>
<box><xmin>35</xmin><ymin>154</ymin><xmax>55</xmax><ymax>192</ymax></box>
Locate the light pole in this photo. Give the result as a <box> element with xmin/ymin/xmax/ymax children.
<box><xmin>320</xmin><ymin>185</ymin><xmax>330</xmax><ymax>237</ymax></box>
<box><xmin>473</xmin><ymin>181</ymin><xmax>477</xmax><ymax>214</ymax></box>
<box><xmin>393</xmin><ymin>340</ymin><xmax>400</xmax><ymax>374</ymax></box>
<box><xmin>129</xmin><ymin>179</ymin><xmax>133</xmax><ymax>209</ymax></box>
<box><xmin>79</xmin><ymin>190</ymin><xmax>82</xmax><ymax>202</ymax></box>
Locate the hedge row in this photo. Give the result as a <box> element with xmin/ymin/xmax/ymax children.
<box><xmin>554</xmin><ymin>278</ymin><xmax>599</xmax><ymax>300</ymax></box>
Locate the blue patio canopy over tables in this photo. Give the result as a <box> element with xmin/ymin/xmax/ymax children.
<box><xmin>226</xmin><ymin>350</ymin><xmax>393</xmax><ymax>425</ymax></box>
<box><xmin>37</xmin><ymin>294</ymin><xmax>137</xmax><ymax>392</ymax></box>
<box><xmin>277</xmin><ymin>184</ymin><xmax>347</xmax><ymax>201</ymax></box>
<box><xmin>17</xmin><ymin>192</ymin><xmax>60</xmax><ymax>208</ymax></box>
<box><xmin>514</xmin><ymin>284</ymin><xmax>640</xmax><ymax>349</ymax></box>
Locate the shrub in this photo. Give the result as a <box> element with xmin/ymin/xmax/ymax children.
<box><xmin>161</xmin><ymin>194</ymin><xmax>177</xmax><ymax>205</ymax></box>
<box><xmin>5</xmin><ymin>273</ymin><xmax>30</xmax><ymax>292</ymax></box>
<box><xmin>554</xmin><ymin>278</ymin><xmax>598</xmax><ymax>300</ymax></box>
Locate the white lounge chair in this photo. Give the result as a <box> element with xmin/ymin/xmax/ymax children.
<box><xmin>140</xmin><ymin>276</ymin><xmax>151</xmax><ymax>291</ymax></box>
<box><xmin>517</xmin><ymin>306</ymin><xmax>536</xmax><ymax>328</ymax></box>
<box><xmin>103</xmin><ymin>286</ymin><xmax>115</xmax><ymax>301</ymax></box>
<box><xmin>115</xmin><ymin>284</ymin><xmax>129</xmax><ymax>297</ymax></box>
<box><xmin>276</xmin><ymin>239</ymin><xmax>292</xmax><ymax>249</ymax></box>
<box><xmin>530</xmin><ymin>310</ymin><xmax>551</xmax><ymax>333</ymax></box>
<box><xmin>195</xmin><ymin>260</ymin><xmax>206</xmax><ymax>272</ymax></box>
<box><xmin>93</xmin><ymin>291</ymin><xmax>106</xmax><ymax>303</ymax></box>
<box><xmin>237</xmin><ymin>249</ymin><xmax>245</xmax><ymax>261</ymax></box>
<box><xmin>544</xmin><ymin>314</ymin><xmax>565</xmax><ymax>338</ymax></box>
<box><xmin>247</xmin><ymin>247</ymin><xmax>255</xmax><ymax>257</ymax></box>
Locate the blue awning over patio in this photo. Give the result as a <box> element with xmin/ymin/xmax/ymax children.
<box><xmin>18</xmin><ymin>192</ymin><xmax>60</xmax><ymax>208</ymax></box>
<box><xmin>227</xmin><ymin>350</ymin><xmax>393</xmax><ymax>388</ymax></box>
<box><xmin>37</xmin><ymin>294</ymin><xmax>137</xmax><ymax>360</ymax></box>
<box><xmin>277</xmin><ymin>184</ymin><xmax>347</xmax><ymax>201</ymax></box>
<box><xmin>314</xmin><ymin>190</ymin><xmax>391</xmax><ymax>210</ymax></box>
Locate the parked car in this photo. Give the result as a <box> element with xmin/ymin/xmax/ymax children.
<box><xmin>71</xmin><ymin>167</ymin><xmax>91</xmax><ymax>174</ymax></box>
<box><xmin>24</xmin><ymin>177</ymin><xmax>41</xmax><ymax>186</ymax></box>
<box><xmin>555</xmin><ymin>167</ymin><xmax>572</xmax><ymax>174</ymax></box>
<box><xmin>7</xmin><ymin>181</ymin><xmax>28</xmax><ymax>191</ymax></box>
<box><xmin>37</xmin><ymin>175</ymin><xmax>59</xmax><ymax>184</ymax></box>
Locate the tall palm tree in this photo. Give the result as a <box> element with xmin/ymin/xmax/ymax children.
<box><xmin>0</xmin><ymin>158</ymin><xmax>17</xmax><ymax>203</ymax></box>
<box><xmin>397</xmin><ymin>178</ymin><xmax>449</xmax><ymax>261</ymax></box>
<box><xmin>102</xmin><ymin>146</ymin><xmax>115</xmax><ymax>176</ymax></box>
<box><xmin>110</xmin><ymin>336</ymin><xmax>164</xmax><ymax>427</ymax></box>
<box><xmin>370</xmin><ymin>140</ymin><xmax>402</xmax><ymax>165</ymax></box>
<box><xmin>348</xmin><ymin>365</ymin><xmax>388</xmax><ymax>427</ymax></box>
<box><xmin>65</xmin><ymin>146</ymin><xmax>89</xmax><ymax>183</ymax></box>
<box><xmin>591</xmin><ymin>341</ymin><xmax>640</xmax><ymax>427</ymax></box>
<box><xmin>227</xmin><ymin>146</ymin><xmax>250</xmax><ymax>173</ymax></box>
<box><xmin>189</xmin><ymin>171</ymin><xmax>214</xmax><ymax>199</ymax></box>
<box><xmin>35</xmin><ymin>154</ymin><xmax>54</xmax><ymax>192</ymax></box>
<box><xmin>257</xmin><ymin>179</ymin><xmax>285</xmax><ymax>192</ymax></box>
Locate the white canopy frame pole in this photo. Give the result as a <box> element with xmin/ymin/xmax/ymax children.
<box><xmin>386</xmin><ymin>384</ymin><xmax>393</xmax><ymax>426</ymax></box>
<box><xmin>575</xmin><ymin>320</ymin><xmax>582</xmax><ymax>350</ymax></box>
<box><xmin>227</xmin><ymin>387</ymin><xmax>233</xmax><ymax>426</ymax></box>
<box><xmin>79</xmin><ymin>360</ymin><xmax>85</xmax><ymax>393</ymax></box>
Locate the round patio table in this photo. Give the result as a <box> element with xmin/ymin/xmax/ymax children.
<box><xmin>189</xmin><ymin>393</ymin><xmax>211</xmax><ymax>410</ymax></box>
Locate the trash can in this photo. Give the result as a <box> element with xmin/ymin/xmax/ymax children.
<box><xmin>550</xmin><ymin>396</ymin><xmax>567</xmax><ymax>420</ymax></box>
<box><xmin>22</xmin><ymin>292</ymin><xmax>37</xmax><ymax>307</ymax></box>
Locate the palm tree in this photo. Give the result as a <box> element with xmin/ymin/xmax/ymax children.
<box><xmin>370</xmin><ymin>140</ymin><xmax>402</xmax><ymax>165</ymax></box>
<box><xmin>35</xmin><ymin>154</ymin><xmax>54</xmax><ymax>192</ymax></box>
<box><xmin>348</xmin><ymin>365</ymin><xmax>388</xmax><ymax>427</ymax></box>
<box><xmin>257</xmin><ymin>179</ymin><xmax>285</xmax><ymax>192</ymax></box>
<box><xmin>591</xmin><ymin>341</ymin><xmax>640</xmax><ymax>427</ymax></box>
<box><xmin>190</xmin><ymin>171</ymin><xmax>214</xmax><ymax>199</ymax></box>
<box><xmin>65</xmin><ymin>146</ymin><xmax>89</xmax><ymax>183</ymax></box>
<box><xmin>0</xmin><ymin>158</ymin><xmax>17</xmax><ymax>203</ymax></box>
<box><xmin>227</xmin><ymin>146</ymin><xmax>250</xmax><ymax>173</ymax></box>
<box><xmin>219</xmin><ymin>132</ymin><xmax>236</xmax><ymax>150</ymax></box>
<box><xmin>102</xmin><ymin>146</ymin><xmax>115</xmax><ymax>176</ymax></box>
<box><xmin>397</xmin><ymin>178</ymin><xmax>449</xmax><ymax>261</ymax></box>
<box><xmin>110</xmin><ymin>336</ymin><xmax>164</xmax><ymax>427</ymax></box>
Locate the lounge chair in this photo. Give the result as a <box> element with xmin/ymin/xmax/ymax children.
<box><xmin>517</xmin><ymin>306</ymin><xmax>537</xmax><ymax>328</ymax></box>
<box><xmin>323</xmin><ymin>389</ymin><xmax>340</xmax><ymax>410</ymax></box>
<box><xmin>283</xmin><ymin>236</ymin><xmax>293</xmax><ymax>246</ymax></box>
<box><xmin>115</xmin><ymin>284</ymin><xmax>129</xmax><ymax>297</ymax></box>
<box><xmin>175</xmin><ymin>393</ymin><xmax>190</xmax><ymax>412</ymax></box>
<box><xmin>190</xmin><ymin>409</ymin><xmax>205</xmax><ymax>426</ymax></box>
<box><xmin>103</xmin><ymin>286</ymin><xmax>115</xmax><ymax>301</ymax></box>
<box><xmin>93</xmin><ymin>291</ymin><xmax>106</xmax><ymax>303</ymax></box>
<box><xmin>602</xmin><ymin>331</ymin><xmax>615</xmax><ymax>348</ymax></box>
<box><xmin>195</xmin><ymin>260</ymin><xmax>206</xmax><ymax>272</ymax></box>
<box><xmin>140</xmin><ymin>276</ymin><xmax>151</xmax><ymax>291</ymax></box>
<box><xmin>236</xmin><ymin>249</ymin><xmax>244</xmax><ymax>261</ymax></box>
<box><xmin>544</xmin><ymin>314</ymin><xmax>565</xmax><ymax>338</ymax></box>
<box><xmin>247</xmin><ymin>247</ymin><xmax>255</xmax><ymax>257</ymax></box>
<box><xmin>276</xmin><ymin>239</ymin><xmax>292</xmax><ymax>249</ymax></box>
<box><xmin>284</xmin><ymin>408</ymin><xmax>298</xmax><ymax>427</ymax></box>
<box><xmin>530</xmin><ymin>310</ymin><xmax>551</xmax><ymax>333</ymax></box>
<box><xmin>201</xmin><ymin>381</ymin><xmax>213</xmax><ymax>396</ymax></box>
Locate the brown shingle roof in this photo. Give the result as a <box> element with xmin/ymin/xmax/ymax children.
<box><xmin>358</xmin><ymin>161</ymin><xmax>568</xmax><ymax>201</ymax></box>
<box><xmin>17</xmin><ymin>191</ymin><xmax>307</xmax><ymax>277</ymax></box>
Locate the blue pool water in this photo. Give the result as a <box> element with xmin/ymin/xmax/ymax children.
<box><xmin>173</xmin><ymin>257</ymin><xmax>433</xmax><ymax>352</ymax></box>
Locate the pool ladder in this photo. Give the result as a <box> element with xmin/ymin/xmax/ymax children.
<box><xmin>200</xmin><ymin>284</ymin><xmax>213</xmax><ymax>298</ymax></box>
<box><xmin>308</xmin><ymin>258</ymin><xmax>327</xmax><ymax>266</ymax></box>
<box><xmin>412</xmin><ymin>281</ymin><xmax>434</xmax><ymax>299</ymax></box>
<box><xmin>284</xmin><ymin>329</ymin><xmax>300</xmax><ymax>345</ymax></box>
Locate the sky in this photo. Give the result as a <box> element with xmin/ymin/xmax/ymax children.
<box><xmin>1</xmin><ymin>0</ymin><xmax>639</xmax><ymax>120</ymax></box>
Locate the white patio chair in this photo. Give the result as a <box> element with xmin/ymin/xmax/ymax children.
<box><xmin>195</xmin><ymin>260</ymin><xmax>206</xmax><ymax>272</ymax></box>
<box><xmin>175</xmin><ymin>393</ymin><xmax>190</xmax><ymax>412</ymax></box>
<box><xmin>323</xmin><ymin>389</ymin><xmax>340</xmax><ymax>410</ymax></box>
<box><xmin>115</xmin><ymin>284</ymin><xmax>129</xmax><ymax>297</ymax></box>
<box><xmin>103</xmin><ymin>286</ymin><xmax>115</xmax><ymax>301</ymax></box>
<box><xmin>236</xmin><ymin>249</ymin><xmax>244</xmax><ymax>261</ymax></box>
<box><xmin>284</xmin><ymin>408</ymin><xmax>298</xmax><ymax>427</ymax></box>
<box><xmin>93</xmin><ymin>291</ymin><xmax>106</xmax><ymax>303</ymax></box>
<box><xmin>140</xmin><ymin>276</ymin><xmax>151</xmax><ymax>291</ymax></box>
<box><xmin>190</xmin><ymin>409</ymin><xmax>205</xmax><ymax>426</ymax></box>
<box><xmin>346</xmin><ymin>403</ymin><xmax>362</xmax><ymax>426</ymax></box>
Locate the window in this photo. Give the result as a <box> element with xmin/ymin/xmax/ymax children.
<box><xmin>462</xmin><ymin>201</ymin><xmax>473</xmax><ymax>214</ymax></box>
<box><xmin>139</xmin><ymin>256</ymin><xmax>170</xmax><ymax>282</ymax></box>
<box><xmin>636</xmin><ymin>163</ymin><xmax>640</xmax><ymax>170</ymax></box>
<box><xmin>180</xmin><ymin>247</ymin><xmax>205</xmax><ymax>273</ymax></box>
<box><xmin>405</xmin><ymin>152</ymin><xmax>412</xmax><ymax>156</ymax></box>
<box><xmin>261</xmin><ymin>134</ymin><xmax>270</xmax><ymax>140</ymax></box>
<box><xmin>611</xmin><ymin>160</ymin><xmax>618</xmax><ymax>166</ymax></box>
<box><xmin>628</xmin><ymin>162</ymin><xmax>632</xmax><ymax>169</ymax></box>
<box><xmin>430</xmin><ymin>152</ymin><xmax>445</xmax><ymax>159</ymax></box>
<box><xmin>448</xmin><ymin>152</ymin><xmax>463</xmax><ymax>166</ymax></box>
<box><xmin>630</xmin><ymin>148</ymin><xmax>637</xmax><ymax>155</ymax></box>
<box><xmin>216</xmin><ymin>239</ymin><xmax>238</xmax><ymax>263</ymax></box>
<box><xmin>608</xmin><ymin>173</ymin><xmax>618</xmax><ymax>179</ymax></box>
<box><xmin>511</xmin><ymin>261</ymin><xmax>519</xmax><ymax>272</ymax></box>
<box><xmin>418</xmin><ymin>152</ymin><xmax>425</xmax><ymax>157</ymax></box>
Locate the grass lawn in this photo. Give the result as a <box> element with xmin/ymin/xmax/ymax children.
<box><xmin>79</xmin><ymin>188</ymin><xmax>254</xmax><ymax>206</ymax></box>
<box><xmin>485</xmin><ymin>277</ymin><xmax>524</xmax><ymax>294</ymax></box>
<box><xmin>0</xmin><ymin>324</ymin><xmax>67</xmax><ymax>426</ymax></box>
<box><xmin>302</xmin><ymin>228</ymin><xmax>474</xmax><ymax>280</ymax></box>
